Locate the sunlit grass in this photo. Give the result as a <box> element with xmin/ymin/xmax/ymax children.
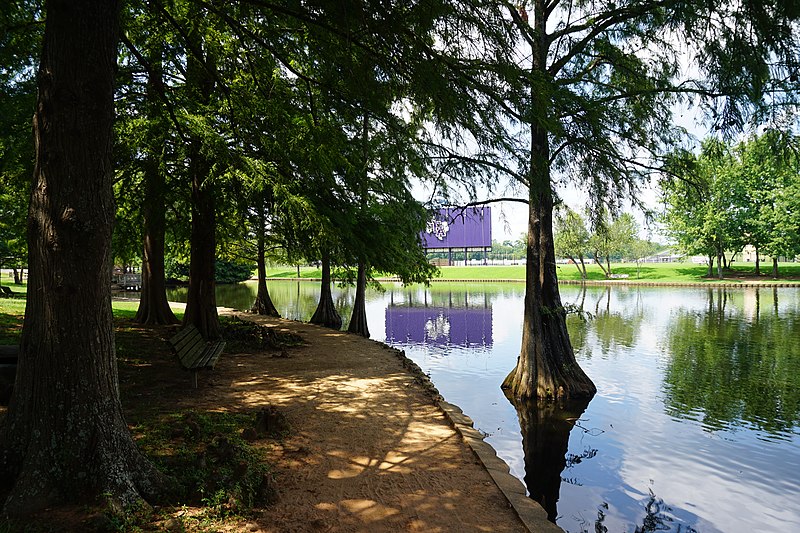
<box><xmin>432</xmin><ymin>261</ymin><xmax>800</xmax><ymax>283</ymax></box>
<box><xmin>0</xmin><ymin>297</ymin><xmax>185</xmax><ymax>344</ymax></box>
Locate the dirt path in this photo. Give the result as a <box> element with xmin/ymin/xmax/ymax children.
<box><xmin>1</xmin><ymin>309</ymin><xmax>551</xmax><ymax>532</ymax></box>
<box><xmin>190</xmin><ymin>311</ymin><xmax>530</xmax><ymax>532</ymax></box>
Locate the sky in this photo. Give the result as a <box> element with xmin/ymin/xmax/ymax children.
<box><xmin>454</xmin><ymin>103</ymin><xmax>714</xmax><ymax>245</ymax></box>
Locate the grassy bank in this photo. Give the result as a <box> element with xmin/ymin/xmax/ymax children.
<box><xmin>439</xmin><ymin>262</ymin><xmax>800</xmax><ymax>283</ymax></box>
<box><xmin>0</xmin><ymin>297</ymin><xmax>185</xmax><ymax>344</ymax></box>
<box><xmin>264</xmin><ymin>262</ymin><xmax>800</xmax><ymax>284</ymax></box>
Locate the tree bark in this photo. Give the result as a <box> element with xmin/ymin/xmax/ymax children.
<box><xmin>503</xmin><ymin>2</ymin><xmax>595</xmax><ymax>400</ymax></box>
<box><xmin>181</xmin><ymin>21</ymin><xmax>219</xmax><ymax>340</ymax></box>
<box><xmin>183</xmin><ymin>141</ymin><xmax>220</xmax><ymax>339</ymax></box>
<box><xmin>135</xmin><ymin>57</ymin><xmax>178</xmax><ymax>325</ymax></box>
<box><xmin>251</xmin><ymin>209</ymin><xmax>279</xmax><ymax>316</ymax></box>
<box><xmin>755</xmin><ymin>246</ymin><xmax>761</xmax><ymax>275</ymax></box>
<box><xmin>502</xmin><ymin>118</ymin><xmax>595</xmax><ymax>400</ymax></box>
<box><xmin>772</xmin><ymin>257</ymin><xmax>779</xmax><ymax>278</ymax></box>
<box><xmin>594</xmin><ymin>252</ymin><xmax>609</xmax><ymax>278</ymax></box>
<box><xmin>310</xmin><ymin>250</ymin><xmax>342</xmax><ymax>329</ymax></box>
<box><xmin>0</xmin><ymin>0</ymin><xmax>168</xmax><ymax>515</ymax></box>
<box><xmin>347</xmin><ymin>261</ymin><xmax>370</xmax><ymax>337</ymax></box>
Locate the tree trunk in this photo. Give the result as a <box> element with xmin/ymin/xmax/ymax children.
<box><xmin>605</xmin><ymin>253</ymin><xmax>612</xmax><ymax>276</ymax></box>
<box><xmin>182</xmin><ymin>22</ymin><xmax>219</xmax><ymax>340</ymax></box>
<box><xmin>772</xmin><ymin>257</ymin><xmax>778</xmax><ymax>278</ymax></box>
<box><xmin>183</xmin><ymin>143</ymin><xmax>219</xmax><ymax>339</ymax></box>
<box><xmin>251</xmin><ymin>210</ymin><xmax>279</xmax><ymax>316</ymax></box>
<box><xmin>594</xmin><ymin>252</ymin><xmax>609</xmax><ymax>278</ymax></box>
<box><xmin>12</xmin><ymin>269</ymin><xmax>22</xmax><ymax>285</ymax></box>
<box><xmin>135</xmin><ymin>57</ymin><xmax>178</xmax><ymax>325</ymax></box>
<box><xmin>707</xmin><ymin>254</ymin><xmax>714</xmax><ymax>277</ymax></box>
<box><xmin>135</xmin><ymin>195</ymin><xmax>178</xmax><ymax>324</ymax></box>
<box><xmin>506</xmin><ymin>395</ymin><xmax>591</xmax><ymax>523</ymax></box>
<box><xmin>347</xmin><ymin>261</ymin><xmax>370</xmax><ymax>337</ymax></box>
<box><xmin>310</xmin><ymin>250</ymin><xmax>342</xmax><ymax>329</ymax></box>
<box><xmin>578</xmin><ymin>256</ymin><xmax>587</xmax><ymax>279</ymax></box>
<box><xmin>0</xmin><ymin>0</ymin><xmax>168</xmax><ymax>515</ymax></box>
<box><xmin>716</xmin><ymin>249</ymin><xmax>724</xmax><ymax>280</ymax></box>
<box><xmin>502</xmin><ymin>79</ymin><xmax>595</xmax><ymax>400</ymax></box>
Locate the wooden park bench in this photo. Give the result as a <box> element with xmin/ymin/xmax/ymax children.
<box><xmin>0</xmin><ymin>286</ymin><xmax>15</xmax><ymax>298</ymax></box>
<box><xmin>168</xmin><ymin>324</ymin><xmax>225</xmax><ymax>389</ymax></box>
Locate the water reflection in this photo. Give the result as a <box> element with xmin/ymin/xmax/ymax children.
<box><xmin>506</xmin><ymin>395</ymin><xmax>592</xmax><ymax>522</ymax></box>
<box><xmin>663</xmin><ymin>289</ymin><xmax>800</xmax><ymax>438</ymax></box>
<box><xmin>149</xmin><ymin>280</ymin><xmax>800</xmax><ymax>532</ymax></box>
<box><xmin>385</xmin><ymin>290</ymin><xmax>492</xmax><ymax>347</ymax></box>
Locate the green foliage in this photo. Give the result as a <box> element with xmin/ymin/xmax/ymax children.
<box><xmin>555</xmin><ymin>208</ymin><xmax>591</xmax><ymax>278</ymax></box>
<box><xmin>0</xmin><ymin>2</ymin><xmax>40</xmax><ymax>271</ymax></box>
<box><xmin>132</xmin><ymin>410</ymin><xmax>277</xmax><ymax>516</ymax></box>
<box><xmin>660</xmin><ymin>131</ymin><xmax>800</xmax><ymax>275</ymax></box>
<box><xmin>165</xmin><ymin>260</ymin><xmax>253</xmax><ymax>284</ymax></box>
<box><xmin>219</xmin><ymin>315</ymin><xmax>303</xmax><ymax>353</ymax></box>
<box><xmin>214</xmin><ymin>260</ymin><xmax>254</xmax><ymax>284</ymax></box>
<box><xmin>488</xmin><ymin>236</ymin><xmax>527</xmax><ymax>261</ymax></box>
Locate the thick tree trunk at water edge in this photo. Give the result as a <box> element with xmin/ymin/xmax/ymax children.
<box><xmin>134</xmin><ymin>55</ymin><xmax>178</xmax><ymax>326</ymax></box>
<box><xmin>135</xmin><ymin>156</ymin><xmax>178</xmax><ymax>325</ymax></box>
<box><xmin>347</xmin><ymin>261</ymin><xmax>369</xmax><ymax>337</ymax></box>
<box><xmin>251</xmin><ymin>230</ymin><xmax>280</xmax><ymax>317</ymax></box>
<box><xmin>182</xmin><ymin>20</ymin><xmax>220</xmax><ymax>340</ymax></box>
<box><xmin>183</xmin><ymin>167</ymin><xmax>220</xmax><ymax>339</ymax></box>
<box><xmin>310</xmin><ymin>251</ymin><xmax>342</xmax><ymax>330</ymax></box>
<box><xmin>0</xmin><ymin>0</ymin><xmax>169</xmax><ymax>515</ymax></box>
<box><xmin>502</xmin><ymin>120</ymin><xmax>595</xmax><ymax>401</ymax></box>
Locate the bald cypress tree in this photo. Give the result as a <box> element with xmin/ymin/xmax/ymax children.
<box><xmin>0</xmin><ymin>0</ymin><xmax>167</xmax><ymax>515</ymax></box>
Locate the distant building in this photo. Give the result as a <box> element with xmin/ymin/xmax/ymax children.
<box><xmin>641</xmin><ymin>249</ymin><xmax>684</xmax><ymax>263</ymax></box>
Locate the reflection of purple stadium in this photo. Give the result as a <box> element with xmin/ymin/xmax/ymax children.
<box><xmin>385</xmin><ymin>306</ymin><xmax>493</xmax><ymax>347</ymax></box>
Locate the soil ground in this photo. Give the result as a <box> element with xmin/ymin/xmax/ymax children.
<box><xmin>1</xmin><ymin>310</ymin><xmax>529</xmax><ymax>532</ymax></box>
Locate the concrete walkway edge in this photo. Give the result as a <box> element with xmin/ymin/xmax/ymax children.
<box><xmin>384</xmin><ymin>343</ymin><xmax>561</xmax><ymax>532</ymax></box>
<box><xmin>438</xmin><ymin>401</ymin><xmax>563</xmax><ymax>533</ymax></box>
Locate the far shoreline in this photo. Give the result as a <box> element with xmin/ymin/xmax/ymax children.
<box><xmin>263</xmin><ymin>276</ymin><xmax>800</xmax><ymax>288</ymax></box>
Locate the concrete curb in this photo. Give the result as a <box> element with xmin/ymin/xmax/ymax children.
<box><xmin>380</xmin><ymin>344</ymin><xmax>561</xmax><ymax>532</ymax></box>
<box><xmin>438</xmin><ymin>401</ymin><xmax>563</xmax><ymax>533</ymax></box>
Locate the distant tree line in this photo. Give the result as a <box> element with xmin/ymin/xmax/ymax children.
<box><xmin>660</xmin><ymin>130</ymin><xmax>800</xmax><ymax>279</ymax></box>
<box><xmin>554</xmin><ymin>209</ymin><xmax>663</xmax><ymax>279</ymax></box>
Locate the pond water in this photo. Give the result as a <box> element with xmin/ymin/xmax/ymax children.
<box><xmin>167</xmin><ymin>280</ymin><xmax>800</xmax><ymax>533</ymax></box>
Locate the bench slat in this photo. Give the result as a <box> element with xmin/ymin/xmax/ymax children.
<box><xmin>168</xmin><ymin>324</ymin><xmax>225</xmax><ymax>388</ymax></box>
<box><xmin>168</xmin><ymin>324</ymin><xmax>198</xmax><ymax>348</ymax></box>
<box><xmin>196</xmin><ymin>341</ymin><xmax>225</xmax><ymax>369</ymax></box>
<box><xmin>173</xmin><ymin>328</ymin><xmax>203</xmax><ymax>354</ymax></box>
<box><xmin>176</xmin><ymin>335</ymin><xmax>205</xmax><ymax>361</ymax></box>
<box><xmin>179</xmin><ymin>340</ymin><xmax>211</xmax><ymax>369</ymax></box>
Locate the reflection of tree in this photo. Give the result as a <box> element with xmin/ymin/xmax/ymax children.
<box><xmin>664</xmin><ymin>290</ymin><xmax>800</xmax><ymax>435</ymax></box>
<box><xmin>564</xmin><ymin>286</ymin><xmax>644</xmax><ymax>357</ymax></box>
<box><xmin>388</xmin><ymin>285</ymin><xmax>499</xmax><ymax>309</ymax></box>
<box><xmin>587</xmin><ymin>490</ymin><xmax>700</xmax><ymax>533</ymax></box>
<box><xmin>505</xmin><ymin>393</ymin><xmax>592</xmax><ymax>522</ymax></box>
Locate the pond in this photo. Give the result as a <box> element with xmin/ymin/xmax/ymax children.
<box><xmin>167</xmin><ymin>280</ymin><xmax>800</xmax><ymax>533</ymax></box>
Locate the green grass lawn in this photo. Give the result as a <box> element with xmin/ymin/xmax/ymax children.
<box><xmin>260</xmin><ymin>261</ymin><xmax>800</xmax><ymax>283</ymax></box>
<box><xmin>265</xmin><ymin>265</ymin><xmax>323</xmax><ymax>278</ymax></box>
<box><xmin>0</xmin><ymin>296</ymin><xmax>184</xmax><ymax>344</ymax></box>
<box><xmin>431</xmin><ymin>261</ymin><xmax>800</xmax><ymax>283</ymax></box>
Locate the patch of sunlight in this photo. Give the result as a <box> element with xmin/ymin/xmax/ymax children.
<box><xmin>340</xmin><ymin>499</ymin><xmax>400</xmax><ymax>521</ymax></box>
<box><xmin>326</xmin><ymin>451</ymin><xmax>413</xmax><ymax>479</ymax></box>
